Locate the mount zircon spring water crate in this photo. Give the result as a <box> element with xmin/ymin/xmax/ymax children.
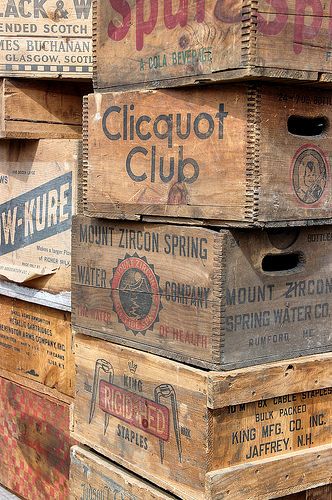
<box><xmin>94</xmin><ymin>0</ymin><xmax>332</xmax><ymax>90</ymax></box>
<box><xmin>72</xmin><ymin>216</ymin><xmax>332</xmax><ymax>370</ymax></box>
<box><xmin>73</xmin><ymin>335</ymin><xmax>332</xmax><ymax>500</ymax></box>
<box><xmin>83</xmin><ymin>84</ymin><xmax>332</xmax><ymax>226</ymax></box>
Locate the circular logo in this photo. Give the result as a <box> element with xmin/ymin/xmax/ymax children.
<box><xmin>291</xmin><ymin>146</ymin><xmax>328</xmax><ymax>205</ymax></box>
<box><xmin>111</xmin><ymin>254</ymin><xmax>162</xmax><ymax>335</ymax></box>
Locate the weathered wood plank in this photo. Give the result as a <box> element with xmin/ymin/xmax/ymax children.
<box><xmin>73</xmin><ymin>335</ymin><xmax>332</xmax><ymax>499</ymax></box>
<box><xmin>93</xmin><ymin>0</ymin><xmax>332</xmax><ymax>90</ymax></box>
<box><xmin>0</xmin><ymin>376</ymin><xmax>73</xmax><ymax>499</ymax></box>
<box><xmin>0</xmin><ymin>139</ymin><xmax>79</xmax><ymax>294</ymax></box>
<box><xmin>0</xmin><ymin>0</ymin><xmax>92</xmax><ymax>79</ymax></box>
<box><xmin>83</xmin><ymin>84</ymin><xmax>332</xmax><ymax>225</ymax></box>
<box><xmin>0</xmin><ymin>296</ymin><xmax>74</xmax><ymax>397</ymax></box>
<box><xmin>0</xmin><ymin>79</ymin><xmax>90</xmax><ymax>138</ymax></box>
<box><xmin>206</xmin><ymin>445</ymin><xmax>332</xmax><ymax>500</ymax></box>
<box><xmin>72</xmin><ymin>216</ymin><xmax>332</xmax><ymax>370</ymax></box>
<box><xmin>70</xmin><ymin>445</ymin><xmax>175</xmax><ymax>499</ymax></box>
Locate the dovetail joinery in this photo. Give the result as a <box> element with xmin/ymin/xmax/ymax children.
<box><xmin>82</xmin><ymin>95</ymin><xmax>89</xmax><ymax>214</ymax></box>
<box><xmin>241</xmin><ymin>0</ymin><xmax>258</xmax><ymax>67</ymax></box>
<box><xmin>92</xmin><ymin>0</ymin><xmax>98</xmax><ymax>89</ymax></box>
<box><xmin>245</xmin><ymin>85</ymin><xmax>261</xmax><ymax>222</ymax></box>
<box><xmin>212</xmin><ymin>233</ymin><xmax>225</xmax><ymax>366</ymax></box>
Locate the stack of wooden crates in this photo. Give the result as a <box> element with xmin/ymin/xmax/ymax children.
<box><xmin>71</xmin><ymin>2</ymin><xmax>332</xmax><ymax>499</ymax></box>
<box><xmin>0</xmin><ymin>1</ymin><xmax>92</xmax><ymax>497</ymax></box>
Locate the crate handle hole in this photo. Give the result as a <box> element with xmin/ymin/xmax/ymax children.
<box><xmin>262</xmin><ymin>252</ymin><xmax>303</xmax><ymax>273</ymax></box>
<box><xmin>288</xmin><ymin>116</ymin><xmax>329</xmax><ymax>137</ymax></box>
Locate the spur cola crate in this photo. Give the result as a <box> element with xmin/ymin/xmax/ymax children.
<box><xmin>73</xmin><ymin>334</ymin><xmax>332</xmax><ymax>500</ymax></box>
<box><xmin>83</xmin><ymin>84</ymin><xmax>332</xmax><ymax>226</ymax></box>
<box><xmin>0</xmin><ymin>139</ymin><xmax>78</xmax><ymax>293</ymax></box>
<box><xmin>94</xmin><ymin>0</ymin><xmax>332</xmax><ymax>90</ymax></box>
<box><xmin>72</xmin><ymin>216</ymin><xmax>332</xmax><ymax>370</ymax></box>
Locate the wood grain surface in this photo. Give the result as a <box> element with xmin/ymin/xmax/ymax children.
<box><xmin>72</xmin><ymin>216</ymin><xmax>332</xmax><ymax>370</ymax></box>
<box><xmin>0</xmin><ymin>78</ymin><xmax>90</xmax><ymax>138</ymax></box>
<box><xmin>82</xmin><ymin>84</ymin><xmax>332</xmax><ymax>226</ymax></box>
<box><xmin>0</xmin><ymin>296</ymin><xmax>74</xmax><ymax>397</ymax></box>
<box><xmin>73</xmin><ymin>335</ymin><xmax>332</xmax><ymax>499</ymax></box>
<box><xmin>93</xmin><ymin>0</ymin><xmax>332</xmax><ymax>90</ymax></box>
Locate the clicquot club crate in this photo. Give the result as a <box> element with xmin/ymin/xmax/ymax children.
<box><xmin>72</xmin><ymin>216</ymin><xmax>332</xmax><ymax>370</ymax></box>
<box><xmin>0</xmin><ymin>296</ymin><xmax>74</xmax><ymax>397</ymax></box>
<box><xmin>73</xmin><ymin>335</ymin><xmax>332</xmax><ymax>500</ymax></box>
<box><xmin>0</xmin><ymin>79</ymin><xmax>89</xmax><ymax>139</ymax></box>
<box><xmin>83</xmin><ymin>84</ymin><xmax>332</xmax><ymax>226</ymax></box>
<box><xmin>0</xmin><ymin>139</ymin><xmax>78</xmax><ymax>293</ymax></box>
<box><xmin>94</xmin><ymin>0</ymin><xmax>332</xmax><ymax>90</ymax></box>
<box><xmin>70</xmin><ymin>445</ymin><xmax>175</xmax><ymax>499</ymax></box>
<box><xmin>0</xmin><ymin>376</ymin><xmax>73</xmax><ymax>499</ymax></box>
<box><xmin>0</xmin><ymin>0</ymin><xmax>92</xmax><ymax>79</ymax></box>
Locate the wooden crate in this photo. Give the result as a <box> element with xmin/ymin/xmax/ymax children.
<box><xmin>83</xmin><ymin>84</ymin><xmax>332</xmax><ymax>226</ymax></box>
<box><xmin>281</xmin><ymin>485</ymin><xmax>332</xmax><ymax>499</ymax></box>
<box><xmin>94</xmin><ymin>0</ymin><xmax>332</xmax><ymax>90</ymax></box>
<box><xmin>0</xmin><ymin>0</ymin><xmax>92</xmax><ymax>79</ymax></box>
<box><xmin>0</xmin><ymin>376</ymin><xmax>73</xmax><ymax>499</ymax></box>
<box><xmin>70</xmin><ymin>445</ymin><xmax>174</xmax><ymax>499</ymax></box>
<box><xmin>72</xmin><ymin>216</ymin><xmax>332</xmax><ymax>370</ymax></box>
<box><xmin>0</xmin><ymin>139</ymin><xmax>78</xmax><ymax>294</ymax></box>
<box><xmin>0</xmin><ymin>296</ymin><xmax>74</xmax><ymax>397</ymax></box>
<box><xmin>0</xmin><ymin>79</ymin><xmax>89</xmax><ymax>139</ymax></box>
<box><xmin>73</xmin><ymin>334</ymin><xmax>332</xmax><ymax>500</ymax></box>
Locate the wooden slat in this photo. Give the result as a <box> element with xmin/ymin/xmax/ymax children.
<box><xmin>0</xmin><ymin>79</ymin><xmax>90</xmax><ymax>139</ymax></box>
<box><xmin>206</xmin><ymin>444</ymin><xmax>332</xmax><ymax>500</ymax></box>
<box><xmin>70</xmin><ymin>445</ymin><xmax>176</xmax><ymax>499</ymax></box>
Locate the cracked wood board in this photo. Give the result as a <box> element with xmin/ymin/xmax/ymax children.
<box><xmin>72</xmin><ymin>335</ymin><xmax>332</xmax><ymax>500</ymax></box>
<box><xmin>93</xmin><ymin>0</ymin><xmax>332</xmax><ymax>91</ymax></box>
<box><xmin>82</xmin><ymin>84</ymin><xmax>332</xmax><ymax>226</ymax></box>
<box><xmin>0</xmin><ymin>0</ymin><xmax>92</xmax><ymax>79</ymax></box>
<box><xmin>72</xmin><ymin>216</ymin><xmax>332</xmax><ymax>370</ymax></box>
<box><xmin>0</xmin><ymin>78</ymin><xmax>89</xmax><ymax>138</ymax></box>
<box><xmin>0</xmin><ymin>139</ymin><xmax>78</xmax><ymax>294</ymax></box>
<box><xmin>0</xmin><ymin>296</ymin><xmax>74</xmax><ymax>397</ymax></box>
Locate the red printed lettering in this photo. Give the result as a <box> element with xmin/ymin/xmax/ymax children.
<box><xmin>136</xmin><ymin>0</ymin><xmax>158</xmax><ymax>51</ymax></box>
<box><xmin>164</xmin><ymin>0</ymin><xmax>188</xmax><ymax>29</ymax></box>
<box><xmin>257</xmin><ymin>0</ymin><xmax>288</xmax><ymax>36</ymax></box>
<box><xmin>108</xmin><ymin>0</ymin><xmax>131</xmax><ymax>41</ymax></box>
<box><xmin>294</xmin><ymin>0</ymin><xmax>323</xmax><ymax>54</ymax></box>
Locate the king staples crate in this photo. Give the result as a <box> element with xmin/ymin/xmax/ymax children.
<box><xmin>73</xmin><ymin>335</ymin><xmax>332</xmax><ymax>500</ymax></box>
<box><xmin>72</xmin><ymin>216</ymin><xmax>332</xmax><ymax>370</ymax></box>
<box><xmin>0</xmin><ymin>139</ymin><xmax>78</xmax><ymax>294</ymax></box>
<box><xmin>0</xmin><ymin>295</ymin><xmax>74</xmax><ymax>397</ymax></box>
<box><xmin>83</xmin><ymin>84</ymin><xmax>332</xmax><ymax>227</ymax></box>
<box><xmin>94</xmin><ymin>0</ymin><xmax>332</xmax><ymax>90</ymax></box>
<box><xmin>0</xmin><ymin>376</ymin><xmax>73</xmax><ymax>499</ymax></box>
<box><xmin>0</xmin><ymin>78</ymin><xmax>88</xmax><ymax>139</ymax></box>
<box><xmin>0</xmin><ymin>0</ymin><xmax>92</xmax><ymax>79</ymax></box>
<box><xmin>70</xmin><ymin>445</ymin><xmax>175</xmax><ymax>500</ymax></box>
